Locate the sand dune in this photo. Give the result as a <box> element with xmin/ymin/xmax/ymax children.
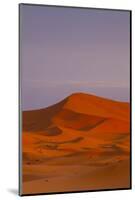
<box><xmin>22</xmin><ymin>93</ymin><xmax>130</xmax><ymax>195</ymax></box>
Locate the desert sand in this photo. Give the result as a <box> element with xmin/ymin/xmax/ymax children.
<box><xmin>21</xmin><ymin>93</ymin><xmax>130</xmax><ymax>195</ymax></box>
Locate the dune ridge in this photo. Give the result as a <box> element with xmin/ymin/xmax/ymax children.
<box><xmin>22</xmin><ymin>93</ymin><xmax>130</xmax><ymax>194</ymax></box>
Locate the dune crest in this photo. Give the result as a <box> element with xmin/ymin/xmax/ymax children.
<box><xmin>22</xmin><ymin>92</ymin><xmax>130</xmax><ymax>194</ymax></box>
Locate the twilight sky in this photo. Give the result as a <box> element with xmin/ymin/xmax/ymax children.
<box><xmin>20</xmin><ymin>4</ymin><xmax>130</xmax><ymax>111</ymax></box>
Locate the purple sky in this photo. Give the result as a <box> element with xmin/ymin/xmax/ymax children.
<box><xmin>20</xmin><ymin>5</ymin><xmax>130</xmax><ymax>111</ymax></box>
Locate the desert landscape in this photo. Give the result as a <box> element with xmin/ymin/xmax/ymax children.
<box><xmin>22</xmin><ymin>92</ymin><xmax>130</xmax><ymax>195</ymax></box>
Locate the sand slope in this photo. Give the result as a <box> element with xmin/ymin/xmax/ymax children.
<box><xmin>22</xmin><ymin>93</ymin><xmax>130</xmax><ymax>194</ymax></box>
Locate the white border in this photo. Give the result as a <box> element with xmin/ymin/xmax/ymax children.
<box><xmin>0</xmin><ymin>0</ymin><xmax>134</xmax><ymax>199</ymax></box>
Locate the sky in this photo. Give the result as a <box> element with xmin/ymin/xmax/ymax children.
<box><xmin>20</xmin><ymin>4</ymin><xmax>130</xmax><ymax>111</ymax></box>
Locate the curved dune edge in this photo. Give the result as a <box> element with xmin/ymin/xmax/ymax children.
<box><xmin>22</xmin><ymin>93</ymin><xmax>130</xmax><ymax>194</ymax></box>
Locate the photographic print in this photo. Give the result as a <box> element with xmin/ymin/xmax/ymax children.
<box><xmin>19</xmin><ymin>4</ymin><xmax>131</xmax><ymax>195</ymax></box>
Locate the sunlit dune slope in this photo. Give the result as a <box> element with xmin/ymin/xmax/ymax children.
<box><xmin>22</xmin><ymin>92</ymin><xmax>130</xmax><ymax>194</ymax></box>
<box><xmin>64</xmin><ymin>93</ymin><xmax>129</xmax><ymax>121</ymax></box>
<box><xmin>22</xmin><ymin>92</ymin><xmax>130</xmax><ymax>163</ymax></box>
<box><xmin>23</xmin><ymin>92</ymin><xmax>130</xmax><ymax>132</ymax></box>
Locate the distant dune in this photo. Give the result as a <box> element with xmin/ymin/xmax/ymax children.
<box><xmin>22</xmin><ymin>93</ymin><xmax>130</xmax><ymax>195</ymax></box>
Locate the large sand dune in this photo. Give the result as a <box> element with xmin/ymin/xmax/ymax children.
<box><xmin>22</xmin><ymin>93</ymin><xmax>130</xmax><ymax>195</ymax></box>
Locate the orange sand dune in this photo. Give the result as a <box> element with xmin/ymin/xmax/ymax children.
<box><xmin>64</xmin><ymin>93</ymin><xmax>130</xmax><ymax>121</ymax></box>
<box><xmin>21</xmin><ymin>93</ymin><xmax>130</xmax><ymax>195</ymax></box>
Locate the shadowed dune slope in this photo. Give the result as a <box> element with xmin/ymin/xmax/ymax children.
<box><xmin>22</xmin><ymin>93</ymin><xmax>130</xmax><ymax>194</ymax></box>
<box><xmin>23</xmin><ymin>92</ymin><xmax>130</xmax><ymax>132</ymax></box>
